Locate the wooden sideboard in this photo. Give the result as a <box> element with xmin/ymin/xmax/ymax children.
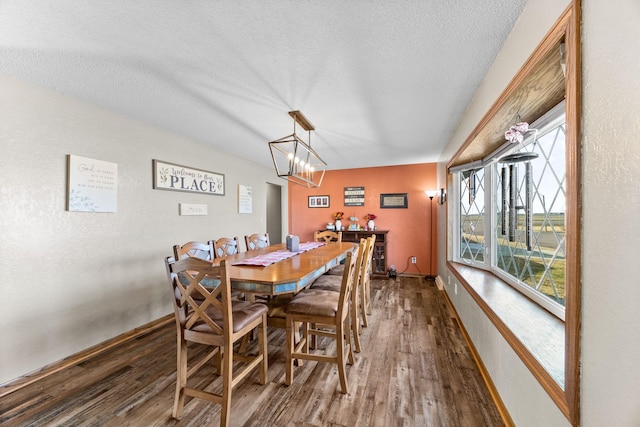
<box><xmin>324</xmin><ymin>230</ymin><xmax>389</xmax><ymax>279</ymax></box>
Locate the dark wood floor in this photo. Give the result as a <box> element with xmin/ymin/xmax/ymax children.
<box><xmin>0</xmin><ymin>276</ymin><xmax>504</xmax><ymax>427</ymax></box>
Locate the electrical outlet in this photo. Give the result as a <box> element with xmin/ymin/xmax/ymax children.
<box><xmin>411</xmin><ymin>256</ymin><xmax>416</xmax><ymax>264</ymax></box>
<box><xmin>448</xmin><ymin>276</ymin><xmax>451</xmax><ymax>286</ymax></box>
<box><xmin>454</xmin><ymin>283</ymin><xmax>458</xmax><ymax>295</ymax></box>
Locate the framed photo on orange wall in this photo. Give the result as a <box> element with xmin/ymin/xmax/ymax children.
<box><xmin>380</xmin><ymin>193</ymin><xmax>408</xmax><ymax>208</ymax></box>
<box><xmin>308</xmin><ymin>195</ymin><xmax>330</xmax><ymax>208</ymax></box>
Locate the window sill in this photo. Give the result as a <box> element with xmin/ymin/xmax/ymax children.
<box><xmin>448</xmin><ymin>261</ymin><xmax>564</xmax><ymax>388</ymax></box>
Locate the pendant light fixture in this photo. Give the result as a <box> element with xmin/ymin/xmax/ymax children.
<box><xmin>268</xmin><ymin>111</ymin><xmax>327</xmax><ymax>188</ymax></box>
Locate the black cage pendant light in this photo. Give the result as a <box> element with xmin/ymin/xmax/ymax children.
<box><xmin>269</xmin><ymin>111</ymin><xmax>327</xmax><ymax>188</ymax></box>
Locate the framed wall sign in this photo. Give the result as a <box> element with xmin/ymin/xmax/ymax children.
<box><xmin>238</xmin><ymin>184</ymin><xmax>252</xmax><ymax>214</ymax></box>
<box><xmin>308</xmin><ymin>195</ymin><xmax>330</xmax><ymax>208</ymax></box>
<box><xmin>153</xmin><ymin>159</ymin><xmax>224</xmax><ymax>196</ymax></box>
<box><xmin>344</xmin><ymin>186</ymin><xmax>365</xmax><ymax>206</ymax></box>
<box><xmin>380</xmin><ymin>193</ymin><xmax>408</xmax><ymax>208</ymax></box>
<box><xmin>67</xmin><ymin>154</ymin><xmax>118</xmax><ymax>213</ymax></box>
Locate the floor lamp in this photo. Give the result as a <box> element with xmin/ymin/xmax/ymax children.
<box><xmin>425</xmin><ymin>190</ymin><xmax>438</xmax><ymax>281</ymax></box>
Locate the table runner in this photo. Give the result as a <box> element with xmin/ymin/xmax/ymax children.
<box><xmin>232</xmin><ymin>241</ymin><xmax>326</xmax><ymax>267</ymax></box>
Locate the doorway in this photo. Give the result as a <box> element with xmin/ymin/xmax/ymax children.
<box><xmin>266</xmin><ymin>183</ymin><xmax>282</xmax><ymax>244</ymax></box>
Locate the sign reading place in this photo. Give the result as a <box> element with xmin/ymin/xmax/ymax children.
<box><xmin>153</xmin><ymin>160</ymin><xmax>225</xmax><ymax>196</ymax></box>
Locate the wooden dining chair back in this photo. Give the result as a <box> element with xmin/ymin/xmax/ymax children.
<box><xmin>362</xmin><ymin>234</ymin><xmax>376</xmax><ymax>319</ymax></box>
<box><xmin>284</xmin><ymin>247</ymin><xmax>359</xmax><ymax>394</ymax></box>
<box><xmin>213</xmin><ymin>237</ymin><xmax>241</xmax><ymax>258</ymax></box>
<box><xmin>313</xmin><ymin>230</ymin><xmax>342</xmax><ymax>243</ymax></box>
<box><xmin>173</xmin><ymin>240</ymin><xmax>215</xmax><ymax>261</ymax></box>
<box><xmin>244</xmin><ymin>233</ymin><xmax>270</xmax><ymax>251</ymax></box>
<box><xmin>308</xmin><ymin>238</ymin><xmax>368</xmax><ymax>352</ymax></box>
<box><xmin>164</xmin><ymin>256</ymin><xmax>268</xmax><ymax>427</ymax></box>
<box><xmin>172</xmin><ymin>241</ymin><xmax>216</xmax><ymax>302</ymax></box>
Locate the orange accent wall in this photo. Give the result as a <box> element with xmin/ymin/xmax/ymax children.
<box><xmin>288</xmin><ymin>163</ymin><xmax>438</xmax><ymax>277</ymax></box>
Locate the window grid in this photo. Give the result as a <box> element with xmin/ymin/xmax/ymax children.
<box><xmin>459</xmin><ymin>168</ymin><xmax>486</xmax><ymax>263</ymax></box>
<box><xmin>494</xmin><ymin>123</ymin><xmax>566</xmax><ymax>307</ymax></box>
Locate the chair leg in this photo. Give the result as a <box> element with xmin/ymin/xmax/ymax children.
<box><xmin>213</xmin><ymin>348</ymin><xmax>222</xmax><ymax>375</ymax></box>
<box><xmin>302</xmin><ymin>322</ymin><xmax>309</xmax><ymax>357</ymax></box>
<box><xmin>365</xmin><ymin>278</ymin><xmax>372</xmax><ymax>316</ymax></box>
<box><xmin>285</xmin><ymin>316</ymin><xmax>295</xmax><ymax>386</ymax></box>
<box><xmin>238</xmin><ymin>333</ymin><xmax>251</xmax><ymax>353</ymax></box>
<box><xmin>357</xmin><ymin>305</ymin><xmax>364</xmax><ymax>334</ymax></box>
<box><xmin>309</xmin><ymin>322</ymin><xmax>317</xmax><ymax>349</ymax></box>
<box><xmin>351</xmin><ymin>298</ymin><xmax>361</xmax><ymax>353</ymax></box>
<box><xmin>220</xmin><ymin>340</ymin><xmax>234</xmax><ymax>427</ymax></box>
<box><xmin>294</xmin><ymin>321</ymin><xmax>304</xmax><ymax>346</ymax></box>
<box><xmin>173</xmin><ymin>335</ymin><xmax>187</xmax><ymax>419</ymax></box>
<box><xmin>361</xmin><ymin>279</ymin><xmax>370</xmax><ymax>327</ymax></box>
<box><xmin>345</xmin><ymin>315</ymin><xmax>355</xmax><ymax>366</ymax></box>
<box><xmin>258</xmin><ymin>317</ymin><xmax>268</xmax><ymax>384</ymax></box>
<box><xmin>336</xmin><ymin>320</ymin><xmax>349</xmax><ymax>394</ymax></box>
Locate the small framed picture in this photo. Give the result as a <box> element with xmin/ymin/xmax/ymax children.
<box><xmin>380</xmin><ymin>193</ymin><xmax>408</xmax><ymax>208</ymax></box>
<box><xmin>308</xmin><ymin>195</ymin><xmax>330</xmax><ymax>208</ymax></box>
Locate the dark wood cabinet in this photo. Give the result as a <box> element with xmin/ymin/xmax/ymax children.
<box><xmin>339</xmin><ymin>230</ymin><xmax>388</xmax><ymax>279</ymax></box>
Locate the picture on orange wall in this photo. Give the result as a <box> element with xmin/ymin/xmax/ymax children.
<box><xmin>308</xmin><ymin>195</ymin><xmax>330</xmax><ymax>208</ymax></box>
<box><xmin>344</xmin><ymin>186</ymin><xmax>365</xmax><ymax>206</ymax></box>
<box><xmin>380</xmin><ymin>193</ymin><xmax>408</xmax><ymax>208</ymax></box>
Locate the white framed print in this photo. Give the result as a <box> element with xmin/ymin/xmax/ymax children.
<box><xmin>67</xmin><ymin>155</ymin><xmax>118</xmax><ymax>213</ymax></box>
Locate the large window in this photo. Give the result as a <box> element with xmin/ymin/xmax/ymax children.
<box><xmin>455</xmin><ymin>102</ymin><xmax>566</xmax><ymax>318</ymax></box>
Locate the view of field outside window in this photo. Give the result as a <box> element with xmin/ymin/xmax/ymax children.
<box><xmin>495</xmin><ymin>120</ymin><xmax>566</xmax><ymax>306</ymax></box>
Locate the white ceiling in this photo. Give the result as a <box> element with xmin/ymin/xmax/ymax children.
<box><xmin>0</xmin><ymin>1</ymin><xmax>527</xmax><ymax>170</ymax></box>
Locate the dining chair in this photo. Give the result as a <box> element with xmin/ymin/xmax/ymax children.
<box><xmin>244</xmin><ymin>233</ymin><xmax>270</xmax><ymax>251</ymax></box>
<box><xmin>308</xmin><ymin>238</ymin><xmax>369</xmax><ymax>352</ymax></box>
<box><xmin>284</xmin><ymin>248</ymin><xmax>359</xmax><ymax>394</ymax></box>
<box><xmin>213</xmin><ymin>236</ymin><xmax>241</xmax><ymax>258</ymax></box>
<box><xmin>313</xmin><ymin>230</ymin><xmax>342</xmax><ymax>243</ymax></box>
<box><xmin>326</xmin><ymin>235</ymin><xmax>376</xmax><ymax>322</ymax></box>
<box><xmin>173</xmin><ymin>240</ymin><xmax>215</xmax><ymax>261</ymax></box>
<box><xmin>172</xmin><ymin>241</ymin><xmax>216</xmax><ymax>303</ymax></box>
<box><xmin>164</xmin><ymin>256</ymin><xmax>268</xmax><ymax>427</ymax></box>
<box><xmin>173</xmin><ymin>240</ymin><xmax>248</xmax><ymax>300</ymax></box>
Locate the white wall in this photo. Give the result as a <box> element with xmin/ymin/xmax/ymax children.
<box><xmin>581</xmin><ymin>0</ymin><xmax>640</xmax><ymax>425</ymax></box>
<box><xmin>438</xmin><ymin>0</ymin><xmax>640</xmax><ymax>425</ymax></box>
<box><xmin>0</xmin><ymin>75</ymin><xmax>286</xmax><ymax>384</ymax></box>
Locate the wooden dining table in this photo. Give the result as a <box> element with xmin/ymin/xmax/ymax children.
<box><xmin>213</xmin><ymin>241</ymin><xmax>357</xmax><ymax>296</ymax></box>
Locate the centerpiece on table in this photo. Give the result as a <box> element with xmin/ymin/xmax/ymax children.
<box><xmin>364</xmin><ymin>213</ymin><xmax>377</xmax><ymax>230</ymax></box>
<box><xmin>333</xmin><ymin>211</ymin><xmax>344</xmax><ymax>231</ymax></box>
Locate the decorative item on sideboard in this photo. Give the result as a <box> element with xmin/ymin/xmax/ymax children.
<box><xmin>348</xmin><ymin>215</ymin><xmax>359</xmax><ymax>230</ymax></box>
<box><xmin>364</xmin><ymin>213</ymin><xmax>377</xmax><ymax>230</ymax></box>
<box><xmin>333</xmin><ymin>211</ymin><xmax>344</xmax><ymax>231</ymax></box>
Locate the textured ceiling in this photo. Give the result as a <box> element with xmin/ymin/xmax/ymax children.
<box><xmin>0</xmin><ymin>1</ymin><xmax>527</xmax><ymax>170</ymax></box>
